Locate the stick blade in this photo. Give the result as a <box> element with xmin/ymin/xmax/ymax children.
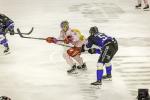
<box><xmin>17</xmin><ymin>28</ymin><xmax>24</xmax><ymax>37</ymax></box>
<box><xmin>26</xmin><ymin>27</ymin><xmax>34</xmax><ymax>35</ymax></box>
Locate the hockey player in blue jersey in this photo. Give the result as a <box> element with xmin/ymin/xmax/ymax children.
<box><xmin>81</xmin><ymin>26</ymin><xmax>118</xmax><ymax>85</ymax></box>
<box><xmin>0</xmin><ymin>13</ymin><xmax>14</xmax><ymax>54</ymax></box>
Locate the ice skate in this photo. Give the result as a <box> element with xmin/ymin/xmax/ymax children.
<box><xmin>102</xmin><ymin>74</ymin><xmax>112</xmax><ymax>81</ymax></box>
<box><xmin>143</xmin><ymin>4</ymin><xmax>149</xmax><ymax>10</ymax></box>
<box><xmin>3</xmin><ymin>47</ymin><xmax>10</xmax><ymax>55</ymax></box>
<box><xmin>77</xmin><ymin>63</ymin><xmax>87</xmax><ymax>70</ymax></box>
<box><xmin>91</xmin><ymin>80</ymin><xmax>102</xmax><ymax>88</ymax></box>
<box><xmin>67</xmin><ymin>65</ymin><xmax>77</xmax><ymax>74</ymax></box>
<box><xmin>91</xmin><ymin>80</ymin><xmax>102</xmax><ymax>85</ymax></box>
<box><xmin>135</xmin><ymin>4</ymin><xmax>142</xmax><ymax>8</ymax></box>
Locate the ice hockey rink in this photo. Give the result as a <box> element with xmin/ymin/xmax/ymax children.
<box><xmin>0</xmin><ymin>0</ymin><xmax>150</xmax><ymax>100</ymax></box>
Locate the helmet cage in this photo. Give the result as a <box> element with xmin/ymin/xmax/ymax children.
<box><xmin>89</xmin><ymin>26</ymin><xmax>99</xmax><ymax>35</ymax></box>
<box><xmin>60</xmin><ymin>21</ymin><xmax>69</xmax><ymax>32</ymax></box>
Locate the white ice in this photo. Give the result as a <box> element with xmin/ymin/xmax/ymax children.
<box><xmin>0</xmin><ymin>0</ymin><xmax>150</xmax><ymax>100</ymax></box>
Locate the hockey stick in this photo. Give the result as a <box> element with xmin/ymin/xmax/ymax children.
<box><xmin>17</xmin><ymin>28</ymin><xmax>64</xmax><ymax>41</ymax></box>
<box><xmin>17</xmin><ymin>28</ymin><xmax>74</xmax><ymax>48</ymax></box>
<box><xmin>57</xmin><ymin>44</ymin><xmax>73</xmax><ymax>47</ymax></box>
<box><xmin>17</xmin><ymin>28</ymin><xmax>46</xmax><ymax>40</ymax></box>
<box><xmin>15</xmin><ymin>27</ymin><xmax>34</xmax><ymax>35</ymax></box>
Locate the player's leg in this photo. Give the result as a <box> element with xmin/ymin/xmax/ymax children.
<box><xmin>90</xmin><ymin>43</ymin><xmax>112</xmax><ymax>85</ymax></box>
<box><xmin>105</xmin><ymin>62</ymin><xmax>112</xmax><ymax>75</ymax></box>
<box><xmin>0</xmin><ymin>35</ymin><xmax>9</xmax><ymax>53</ymax></box>
<box><xmin>66</xmin><ymin>47</ymin><xmax>86</xmax><ymax>73</ymax></box>
<box><xmin>101</xmin><ymin>45</ymin><xmax>113</xmax><ymax>80</ymax></box>
<box><xmin>91</xmin><ymin>62</ymin><xmax>104</xmax><ymax>85</ymax></box>
<box><xmin>73</xmin><ymin>55</ymin><xmax>87</xmax><ymax>70</ymax></box>
<box><xmin>103</xmin><ymin>62</ymin><xmax>112</xmax><ymax>80</ymax></box>
<box><xmin>63</xmin><ymin>52</ymin><xmax>75</xmax><ymax>66</ymax></box>
<box><xmin>63</xmin><ymin>52</ymin><xmax>76</xmax><ymax>73</ymax></box>
<box><xmin>143</xmin><ymin>0</ymin><xmax>149</xmax><ymax>9</ymax></box>
<box><xmin>103</xmin><ymin>38</ymin><xmax>118</xmax><ymax>80</ymax></box>
<box><xmin>91</xmin><ymin>47</ymin><xmax>108</xmax><ymax>85</ymax></box>
<box><xmin>138</xmin><ymin>0</ymin><xmax>142</xmax><ymax>5</ymax></box>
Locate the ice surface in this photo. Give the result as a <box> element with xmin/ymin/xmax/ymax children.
<box><xmin>0</xmin><ymin>0</ymin><xmax>150</xmax><ymax>100</ymax></box>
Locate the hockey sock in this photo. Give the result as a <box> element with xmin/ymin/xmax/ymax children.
<box><xmin>106</xmin><ymin>64</ymin><xmax>112</xmax><ymax>75</ymax></box>
<box><xmin>97</xmin><ymin>62</ymin><xmax>104</xmax><ymax>81</ymax></box>
<box><xmin>97</xmin><ymin>70</ymin><xmax>103</xmax><ymax>81</ymax></box>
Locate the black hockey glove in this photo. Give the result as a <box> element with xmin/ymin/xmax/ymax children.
<box><xmin>5</xmin><ymin>27</ymin><xmax>15</xmax><ymax>35</ymax></box>
<box><xmin>9</xmin><ymin>29</ymin><xmax>15</xmax><ymax>35</ymax></box>
<box><xmin>6</xmin><ymin>23</ymin><xmax>15</xmax><ymax>35</ymax></box>
<box><xmin>88</xmin><ymin>48</ymin><xmax>97</xmax><ymax>54</ymax></box>
<box><xmin>81</xmin><ymin>44</ymin><xmax>85</xmax><ymax>52</ymax></box>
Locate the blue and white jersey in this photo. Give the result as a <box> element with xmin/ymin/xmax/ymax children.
<box><xmin>86</xmin><ymin>32</ymin><xmax>113</xmax><ymax>49</ymax></box>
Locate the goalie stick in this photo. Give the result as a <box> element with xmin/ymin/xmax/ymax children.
<box><xmin>15</xmin><ymin>27</ymin><xmax>34</xmax><ymax>35</ymax></box>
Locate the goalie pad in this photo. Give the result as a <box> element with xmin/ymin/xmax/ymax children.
<box><xmin>67</xmin><ymin>47</ymin><xmax>81</xmax><ymax>57</ymax></box>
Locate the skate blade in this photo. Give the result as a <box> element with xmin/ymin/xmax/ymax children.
<box><xmin>77</xmin><ymin>69</ymin><xmax>87</xmax><ymax>73</ymax></box>
<box><xmin>0</xmin><ymin>52</ymin><xmax>11</xmax><ymax>56</ymax></box>
<box><xmin>135</xmin><ymin>7</ymin><xmax>141</xmax><ymax>9</ymax></box>
<box><xmin>4</xmin><ymin>52</ymin><xmax>11</xmax><ymax>55</ymax></box>
<box><xmin>103</xmin><ymin>78</ymin><xmax>112</xmax><ymax>81</ymax></box>
<box><xmin>71</xmin><ymin>72</ymin><xmax>78</xmax><ymax>74</ymax></box>
<box><xmin>91</xmin><ymin>84</ymin><xmax>101</xmax><ymax>89</ymax></box>
<box><xmin>144</xmin><ymin>9</ymin><xmax>150</xmax><ymax>11</ymax></box>
<box><xmin>77</xmin><ymin>67</ymin><xmax>87</xmax><ymax>71</ymax></box>
<box><xmin>67</xmin><ymin>71</ymin><xmax>78</xmax><ymax>74</ymax></box>
<box><xmin>82</xmin><ymin>68</ymin><xmax>88</xmax><ymax>71</ymax></box>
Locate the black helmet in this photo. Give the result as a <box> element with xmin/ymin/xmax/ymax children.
<box><xmin>89</xmin><ymin>26</ymin><xmax>99</xmax><ymax>35</ymax></box>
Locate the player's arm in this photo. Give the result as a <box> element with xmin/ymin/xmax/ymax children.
<box><xmin>57</xmin><ymin>31</ymin><xmax>73</xmax><ymax>45</ymax></box>
<box><xmin>81</xmin><ymin>36</ymin><xmax>93</xmax><ymax>52</ymax></box>
<box><xmin>46</xmin><ymin>31</ymin><xmax>65</xmax><ymax>44</ymax></box>
<box><xmin>88</xmin><ymin>48</ymin><xmax>101</xmax><ymax>54</ymax></box>
<box><xmin>86</xmin><ymin>36</ymin><xmax>94</xmax><ymax>48</ymax></box>
<box><xmin>81</xmin><ymin>36</ymin><xmax>101</xmax><ymax>54</ymax></box>
<box><xmin>3</xmin><ymin>15</ymin><xmax>15</xmax><ymax>35</ymax></box>
<box><xmin>87</xmin><ymin>37</ymin><xmax>102</xmax><ymax>54</ymax></box>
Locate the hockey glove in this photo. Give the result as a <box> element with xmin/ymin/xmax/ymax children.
<box><xmin>81</xmin><ymin>44</ymin><xmax>85</xmax><ymax>52</ymax></box>
<box><xmin>88</xmin><ymin>48</ymin><xmax>99</xmax><ymax>54</ymax></box>
<box><xmin>46</xmin><ymin>37</ymin><xmax>57</xmax><ymax>43</ymax></box>
<box><xmin>64</xmin><ymin>35</ymin><xmax>72</xmax><ymax>44</ymax></box>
